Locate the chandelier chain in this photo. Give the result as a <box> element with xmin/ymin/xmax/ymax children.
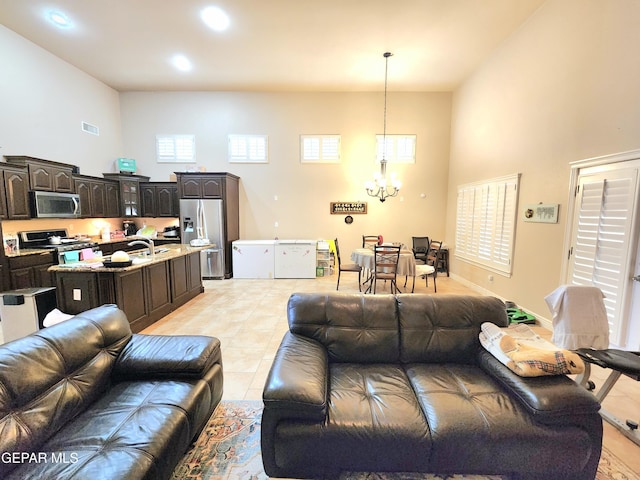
<box><xmin>365</xmin><ymin>52</ymin><xmax>401</xmax><ymax>203</ymax></box>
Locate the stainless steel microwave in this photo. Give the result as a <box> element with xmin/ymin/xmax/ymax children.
<box><xmin>30</xmin><ymin>191</ymin><xmax>81</xmax><ymax>218</ymax></box>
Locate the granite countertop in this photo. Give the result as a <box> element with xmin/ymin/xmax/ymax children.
<box><xmin>6</xmin><ymin>248</ymin><xmax>53</xmax><ymax>258</ymax></box>
<box><xmin>49</xmin><ymin>243</ymin><xmax>208</xmax><ymax>272</ymax></box>
<box><xmin>6</xmin><ymin>235</ymin><xmax>181</xmax><ymax>258</ymax></box>
<box><xmin>93</xmin><ymin>235</ymin><xmax>181</xmax><ymax>245</ymax></box>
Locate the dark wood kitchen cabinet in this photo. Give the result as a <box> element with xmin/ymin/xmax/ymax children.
<box><xmin>74</xmin><ymin>176</ymin><xmax>120</xmax><ymax>218</ymax></box>
<box><xmin>1</xmin><ymin>165</ymin><xmax>30</xmax><ymax>220</ymax></box>
<box><xmin>177</xmin><ymin>174</ymin><xmax>224</xmax><ymax>198</ymax></box>
<box><xmin>105</xmin><ymin>181</ymin><xmax>121</xmax><ymax>217</ymax></box>
<box><xmin>102</xmin><ymin>173</ymin><xmax>150</xmax><ymax>217</ymax></box>
<box><xmin>140</xmin><ymin>182</ymin><xmax>179</xmax><ymax>217</ymax></box>
<box><xmin>5</xmin><ymin>156</ymin><xmax>76</xmax><ymax>192</ymax></box>
<box><xmin>8</xmin><ymin>252</ymin><xmax>56</xmax><ymax>290</ymax></box>
<box><xmin>169</xmin><ymin>252</ymin><xmax>202</xmax><ymax>308</ymax></box>
<box><xmin>54</xmin><ymin>250</ymin><xmax>202</xmax><ymax>332</ymax></box>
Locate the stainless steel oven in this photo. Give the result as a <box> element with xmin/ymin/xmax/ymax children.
<box><xmin>18</xmin><ymin>229</ymin><xmax>99</xmax><ymax>264</ymax></box>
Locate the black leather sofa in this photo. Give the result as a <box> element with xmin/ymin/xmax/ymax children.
<box><xmin>0</xmin><ymin>304</ymin><xmax>223</xmax><ymax>480</ymax></box>
<box><xmin>262</xmin><ymin>293</ymin><xmax>602</xmax><ymax>480</ymax></box>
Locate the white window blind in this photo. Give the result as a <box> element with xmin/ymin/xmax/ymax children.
<box><xmin>455</xmin><ymin>174</ymin><xmax>520</xmax><ymax>275</ymax></box>
<box><xmin>375</xmin><ymin>134</ymin><xmax>416</xmax><ymax>163</ymax></box>
<box><xmin>156</xmin><ymin>135</ymin><xmax>195</xmax><ymax>163</ymax></box>
<box><xmin>568</xmin><ymin>168</ymin><xmax>638</xmax><ymax>344</ymax></box>
<box><xmin>300</xmin><ymin>135</ymin><xmax>341</xmax><ymax>163</ymax></box>
<box><xmin>228</xmin><ymin>135</ymin><xmax>268</xmax><ymax>163</ymax></box>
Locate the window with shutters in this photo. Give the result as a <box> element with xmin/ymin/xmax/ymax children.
<box><xmin>156</xmin><ymin>135</ymin><xmax>196</xmax><ymax>163</ymax></box>
<box><xmin>568</xmin><ymin>167</ymin><xmax>638</xmax><ymax>345</ymax></box>
<box><xmin>375</xmin><ymin>134</ymin><xmax>416</xmax><ymax>163</ymax></box>
<box><xmin>228</xmin><ymin>134</ymin><xmax>268</xmax><ymax>163</ymax></box>
<box><xmin>455</xmin><ymin>174</ymin><xmax>520</xmax><ymax>276</ymax></box>
<box><xmin>300</xmin><ymin>135</ymin><xmax>341</xmax><ymax>163</ymax></box>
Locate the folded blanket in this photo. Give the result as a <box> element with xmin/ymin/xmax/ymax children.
<box><xmin>480</xmin><ymin>322</ymin><xmax>584</xmax><ymax>377</ymax></box>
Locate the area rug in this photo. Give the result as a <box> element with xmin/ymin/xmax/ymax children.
<box><xmin>172</xmin><ymin>401</ymin><xmax>639</xmax><ymax>480</ymax></box>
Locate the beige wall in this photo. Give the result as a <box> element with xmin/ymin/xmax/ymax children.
<box><xmin>0</xmin><ymin>26</ymin><xmax>123</xmax><ymax>174</ymax></box>
<box><xmin>119</xmin><ymin>91</ymin><xmax>452</xmax><ymax>256</ymax></box>
<box><xmin>0</xmin><ymin>22</ymin><xmax>452</xmax><ymax>257</ymax></box>
<box><xmin>447</xmin><ymin>0</ymin><xmax>640</xmax><ymax>318</ymax></box>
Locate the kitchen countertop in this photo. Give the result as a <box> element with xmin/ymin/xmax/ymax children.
<box><xmin>6</xmin><ymin>235</ymin><xmax>181</xmax><ymax>258</ymax></box>
<box><xmin>6</xmin><ymin>248</ymin><xmax>54</xmax><ymax>258</ymax></box>
<box><xmin>49</xmin><ymin>243</ymin><xmax>208</xmax><ymax>272</ymax></box>
<box><xmin>94</xmin><ymin>235</ymin><xmax>181</xmax><ymax>245</ymax></box>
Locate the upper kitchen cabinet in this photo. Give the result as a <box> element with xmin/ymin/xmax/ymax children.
<box><xmin>176</xmin><ymin>174</ymin><xmax>226</xmax><ymax>199</ymax></box>
<box><xmin>74</xmin><ymin>175</ymin><xmax>121</xmax><ymax>218</ymax></box>
<box><xmin>102</xmin><ymin>173</ymin><xmax>150</xmax><ymax>217</ymax></box>
<box><xmin>5</xmin><ymin>156</ymin><xmax>77</xmax><ymax>192</ymax></box>
<box><xmin>140</xmin><ymin>182</ymin><xmax>179</xmax><ymax>217</ymax></box>
<box><xmin>0</xmin><ymin>165</ymin><xmax>30</xmax><ymax>220</ymax></box>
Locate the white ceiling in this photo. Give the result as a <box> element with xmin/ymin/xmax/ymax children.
<box><xmin>0</xmin><ymin>0</ymin><xmax>545</xmax><ymax>92</ymax></box>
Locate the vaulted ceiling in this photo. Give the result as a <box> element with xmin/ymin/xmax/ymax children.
<box><xmin>0</xmin><ymin>0</ymin><xmax>545</xmax><ymax>92</ymax></box>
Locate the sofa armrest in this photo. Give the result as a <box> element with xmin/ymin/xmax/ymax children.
<box><xmin>263</xmin><ymin>332</ymin><xmax>328</xmax><ymax>421</ymax></box>
<box><xmin>113</xmin><ymin>333</ymin><xmax>222</xmax><ymax>380</ymax></box>
<box><xmin>478</xmin><ymin>349</ymin><xmax>600</xmax><ymax>421</ymax></box>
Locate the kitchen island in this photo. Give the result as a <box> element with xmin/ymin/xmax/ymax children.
<box><xmin>50</xmin><ymin>244</ymin><xmax>204</xmax><ymax>332</ymax></box>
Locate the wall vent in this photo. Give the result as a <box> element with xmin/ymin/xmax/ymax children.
<box><xmin>81</xmin><ymin>121</ymin><xmax>99</xmax><ymax>136</ymax></box>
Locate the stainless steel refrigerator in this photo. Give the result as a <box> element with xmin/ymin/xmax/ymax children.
<box><xmin>180</xmin><ymin>199</ymin><xmax>225</xmax><ymax>279</ymax></box>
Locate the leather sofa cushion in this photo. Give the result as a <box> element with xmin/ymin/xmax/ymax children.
<box><xmin>114</xmin><ymin>333</ymin><xmax>222</xmax><ymax>379</ymax></box>
<box><xmin>273</xmin><ymin>363</ymin><xmax>431</xmax><ymax>475</ymax></box>
<box><xmin>406</xmin><ymin>363</ymin><xmax>595</xmax><ymax>476</ymax></box>
<box><xmin>398</xmin><ymin>294</ymin><xmax>508</xmax><ymax>364</ymax></box>
<box><xmin>5</xmin><ymin>378</ymin><xmax>210</xmax><ymax>480</ymax></box>
<box><xmin>263</xmin><ymin>332</ymin><xmax>328</xmax><ymax>421</ymax></box>
<box><xmin>288</xmin><ymin>293</ymin><xmax>399</xmax><ymax>363</ymax></box>
<box><xmin>0</xmin><ymin>305</ymin><xmax>131</xmax><ymax>476</ymax></box>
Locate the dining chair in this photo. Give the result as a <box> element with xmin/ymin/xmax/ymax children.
<box><xmin>411</xmin><ymin>236</ymin><xmax>430</xmax><ymax>264</ymax></box>
<box><xmin>362</xmin><ymin>235</ymin><xmax>379</xmax><ymax>250</ymax></box>
<box><xmin>414</xmin><ymin>240</ymin><xmax>442</xmax><ymax>292</ymax></box>
<box><xmin>373</xmin><ymin>245</ymin><xmax>401</xmax><ymax>294</ymax></box>
<box><xmin>335</xmin><ymin>238</ymin><xmax>362</xmax><ymax>291</ymax></box>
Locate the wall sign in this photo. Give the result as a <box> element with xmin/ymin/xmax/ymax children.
<box><xmin>330</xmin><ymin>202</ymin><xmax>367</xmax><ymax>214</ymax></box>
<box><xmin>523</xmin><ymin>203</ymin><xmax>559</xmax><ymax>223</ymax></box>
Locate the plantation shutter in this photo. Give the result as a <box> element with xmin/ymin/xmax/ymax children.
<box><xmin>568</xmin><ymin>168</ymin><xmax>638</xmax><ymax>344</ymax></box>
<box><xmin>228</xmin><ymin>135</ymin><xmax>268</xmax><ymax>163</ymax></box>
<box><xmin>455</xmin><ymin>174</ymin><xmax>519</xmax><ymax>275</ymax></box>
<box><xmin>300</xmin><ymin>135</ymin><xmax>341</xmax><ymax>163</ymax></box>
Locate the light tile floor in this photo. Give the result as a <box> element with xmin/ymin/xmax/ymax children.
<box><xmin>143</xmin><ymin>273</ymin><xmax>640</xmax><ymax>474</ymax></box>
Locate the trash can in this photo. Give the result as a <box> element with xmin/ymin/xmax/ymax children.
<box><xmin>0</xmin><ymin>287</ymin><xmax>57</xmax><ymax>343</ymax></box>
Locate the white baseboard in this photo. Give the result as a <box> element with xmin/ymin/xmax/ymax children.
<box><xmin>449</xmin><ymin>273</ymin><xmax>553</xmax><ymax>332</ymax></box>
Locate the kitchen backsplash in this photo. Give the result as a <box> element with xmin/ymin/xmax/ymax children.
<box><xmin>2</xmin><ymin>217</ymin><xmax>179</xmax><ymax>239</ymax></box>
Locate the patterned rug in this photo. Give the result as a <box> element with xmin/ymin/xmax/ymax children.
<box><xmin>172</xmin><ymin>401</ymin><xmax>639</xmax><ymax>480</ymax></box>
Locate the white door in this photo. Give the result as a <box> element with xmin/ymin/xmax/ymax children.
<box><xmin>566</xmin><ymin>160</ymin><xmax>640</xmax><ymax>348</ymax></box>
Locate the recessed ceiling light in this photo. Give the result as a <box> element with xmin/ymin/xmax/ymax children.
<box><xmin>171</xmin><ymin>54</ymin><xmax>192</xmax><ymax>72</ymax></box>
<box><xmin>201</xmin><ymin>6</ymin><xmax>230</xmax><ymax>31</ymax></box>
<box><xmin>47</xmin><ymin>10</ymin><xmax>73</xmax><ymax>29</ymax></box>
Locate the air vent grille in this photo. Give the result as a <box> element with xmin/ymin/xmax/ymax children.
<box><xmin>81</xmin><ymin>121</ymin><xmax>99</xmax><ymax>136</ymax></box>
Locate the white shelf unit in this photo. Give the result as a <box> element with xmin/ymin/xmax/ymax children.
<box><xmin>316</xmin><ymin>240</ymin><xmax>334</xmax><ymax>276</ymax></box>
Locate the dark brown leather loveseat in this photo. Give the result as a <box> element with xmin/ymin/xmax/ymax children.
<box><xmin>262</xmin><ymin>293</ymin><xmax>602</xmax><ymax>480</ymax></box>
<box><xmin>0</xmin><ymin>304</ymin><xmax>223</xmax><ymax>480</ymax></box>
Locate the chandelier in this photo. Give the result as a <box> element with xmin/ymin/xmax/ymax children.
<box><xmin>365</xmin><ymin>52</ymin><xmax>401</xmax><ymax>203</ymax></box>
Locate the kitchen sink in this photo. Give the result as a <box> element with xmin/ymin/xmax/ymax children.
<box><xmin>131</xmin><ymin>257</ymin><xmax>152</xmax><ymax>265</ymax></box>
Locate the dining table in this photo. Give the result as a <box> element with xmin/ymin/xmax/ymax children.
<box><xmin>351</xmin><ymin>247</ymin><xmax>417</xmax><ymax>293</ymax></box>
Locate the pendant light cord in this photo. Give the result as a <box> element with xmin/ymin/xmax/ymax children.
<box><xmin>382</xmin><ymin>52</ymin><xmax>393</xmax><ymax>163</ymax></box>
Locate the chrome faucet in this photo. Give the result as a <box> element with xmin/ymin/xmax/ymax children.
<box><xmin>127</xmin><ymin>237</ymin><xmax>155</xmax><ymax>259</ymax></box>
